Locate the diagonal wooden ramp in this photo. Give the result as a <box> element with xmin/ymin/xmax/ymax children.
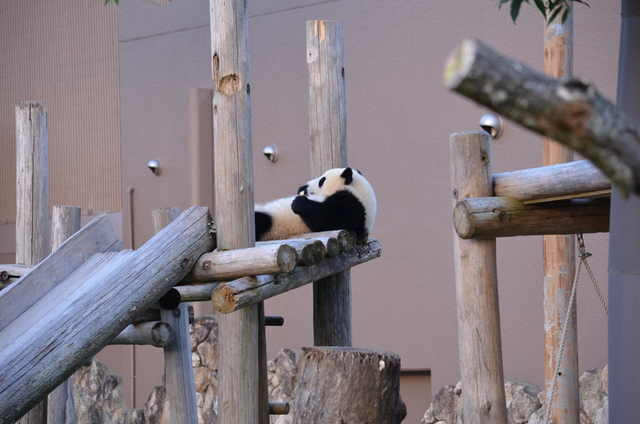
<box><xmin>0</xmin><ymin>206</ymin><xmax>214</xmax><ymax>424</ymax></box>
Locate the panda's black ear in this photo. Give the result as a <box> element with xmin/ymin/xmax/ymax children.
<box><xmin>341</xmin><ymin>167</ymin><xmax>354</xmax><ymax>185</ymax></box>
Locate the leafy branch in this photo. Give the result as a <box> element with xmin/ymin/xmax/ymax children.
<box><xmin>500</xmin><ymin>0</ymin><xmax>589</xmax><ymax>24</ymax></box>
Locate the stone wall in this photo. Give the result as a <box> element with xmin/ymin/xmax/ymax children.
<box><xmin>70</xmin><ymin>314</ymin><xmax>607</xmax><ymax>424</ymax></box>
<box><xmin>71</xmin><ymin>316</ymin><xmax>299</xmax><ymax>424</ymax></box>
<box><xmin>422</xmin><ymin>366</ymin><xmax>608</xmax><ymax>424</ymax></box>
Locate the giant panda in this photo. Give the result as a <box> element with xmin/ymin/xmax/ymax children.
<box><xmin>255</xmin><ymin>167</ymin><xmax>376</xmax><ymax>244</ymax></box>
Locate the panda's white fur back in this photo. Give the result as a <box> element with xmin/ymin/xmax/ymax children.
<box><xmin>255</xmin><ymin>196</ymin><xmax>313</xmax><ymax>240</ymax></box>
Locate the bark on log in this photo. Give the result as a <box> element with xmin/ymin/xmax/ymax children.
<box><xmin>292</xmin><ymin>347</ymin><xmax>406</xmax><ymax>424</ymax></box>
<box><xmin>444</xmin><ymin>38</ymin><xmax>640</xmax><ymax>196</ymax></box>
<box><xmin>184</xmin><ymin>243</ymin><xmax>297</xmax><ymax>282</ymax></box>
<box><xmin>212</xmin><ymin>239</ymin><xmax>381</xmax><ymax>314</ymax></box>
<box><xmin>493</xmin><ymin>159</ymin><xmax>610</xmax><ymax>202</ymax></box>
<box><xmin>454</xmin><ymin>197</ymin><xmax>610</xmax><ymax>238</ymax></box>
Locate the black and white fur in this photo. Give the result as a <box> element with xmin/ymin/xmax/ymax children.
<box><xmin>255</xmin><ymin>167</ymin><xmax>376</xmax><ymax>243</ymax></box>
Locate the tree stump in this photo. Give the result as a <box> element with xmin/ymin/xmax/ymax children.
<box><xmin>292</xmin><ymin>347</ymin><xmax>406</xmax><ymax>423</ymax></box>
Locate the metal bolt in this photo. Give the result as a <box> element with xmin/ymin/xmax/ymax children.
<box><xmin>203</xmin><ymin>261</ymin><xmax>211</xmax><ymax>271</ymax></box>
<box><xmin>180</xmin><ymin>258</ymin><xmax>190</xmax><ymax>269</ymax></box>
<box><xmin>172</xmin><ymin>308</ymin><xmax>181</xmax><ymax>318</ymax></box>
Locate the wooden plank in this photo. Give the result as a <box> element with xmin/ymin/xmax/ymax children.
<box><xmin>0</xmin><ymin>206</ymin><xmax>214</xmax><ymax>423</ymax></box>
<box><xmin>493</xmin><ymin>159</ymin><xmax>610</xmax><ymax>203</ymax></box>
<box><xmin>307</xmin><ymin>20</ymin><xmax>352</xmax><ymax>347</ymax></box>
<box><xmin>210</xmin><ymin>0</ymin><xmax>264</xmax><ymax>421</ymax></box>
<box><xmin>47</xmin><ymin>206</ymin><xmax>81</xmax><ymax>424</ymax></box>
<box><xmin>450</xmin><ymin>131</ymin><xmax>507</xmax><ymax>424</ymax></box>
<box><xmin>453</xmin><ymin>197</ymin><xmax>610</xmax><ymax>238</ymax></box>
<box><xmin>0</xmin><ymin>214</ymin><xmax>123</xmax><ymax>334</ymax></box>
<box><xmin>542</xmin><ymin>12</ymin><xmax>580</xmax><ymax>424</ymax></box>
<box><xmin>212</xmin><ymin>239</ymin><xmax>381</xmax><ymax>313</ymax></box>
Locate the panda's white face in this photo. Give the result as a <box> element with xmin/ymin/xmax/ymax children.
<box><xmin>305</xmin><ymin>168</ymin><xmax>351</xmax><ymax>198</ymax></box>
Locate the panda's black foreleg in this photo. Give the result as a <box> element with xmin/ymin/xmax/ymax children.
<box><xmin>255</xmin><ymin>211</ymin><xmax>273</xmax><ymax>241</ymax></box>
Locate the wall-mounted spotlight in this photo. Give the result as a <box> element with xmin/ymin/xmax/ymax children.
<box><xmin>263</xmin><ymin>146</ymin><xmax>278</xmax><ymax>163</ymax></box>
<box><xmin>147</xmin><ymin>159</ymin><xmax>161</xmax><ymax>175</ymax></box>
<box><xmin>479</xmin><ymin>114</ymin><xmax>504</xmax><ymax>139</ymax></box>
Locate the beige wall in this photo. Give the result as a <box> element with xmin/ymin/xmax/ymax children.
<box><xmin>1</xmin><ymin>0</ymin><xmax>618</xmax><ymax>419</ymax></box>
<box><xmin>0</xmin><ymin>0</ymin><xmax>122</xmax><ymax>223</ymax></box>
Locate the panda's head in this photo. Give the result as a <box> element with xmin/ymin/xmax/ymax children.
<box><xmin>301</xmin><ymin>167</ymin><xmax>377</xmax><ymax>231</ymax></box>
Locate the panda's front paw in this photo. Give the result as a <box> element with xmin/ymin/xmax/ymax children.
<box><xmin>291</xmin><ymin>195</ymin><xmax>308</xmax><ymax>214</ymax></box>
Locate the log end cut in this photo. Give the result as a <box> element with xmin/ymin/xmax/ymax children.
<box><xmin>453</xmin><ymin>200</ymin><xmax>475</xmax><ymax>239</ymax></box>
<box><xmin>443</xmin><ymin>38</ymin><xmax>478</xmax><ymax>90</ymax></box>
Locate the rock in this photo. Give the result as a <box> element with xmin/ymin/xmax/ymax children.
<box><xmin>505</xmin><ymin>381</ymin><xmax>541</xmax><ymax>424</ymax></box>
<box><xmin>422</xmin><ymin>366</ymin><xmax>609</xmax><ymax>424</ymax></box>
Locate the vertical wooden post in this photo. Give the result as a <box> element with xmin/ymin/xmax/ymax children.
<box><xmin>47</xmin><ymin>206</ymin><xmax>81</xmax><ymax>424</ymax></box>
<box><xmin>16</xmin><ymin>101</ymin><xmax>50</xmax><ymax>424</ymax></box>
<box><xmin>306</xmin><ymin>20</ymin><xmax>352</xmax><ymax>347</ymax></box>
<box><xmin>450</xmin><ymin>131</ymin><xmax>507</xmax><ymax>424</ymax></box>
<box><xmin>210</xmin><ymin>1</ymin><xmax>266</xmax><ymax>423</ymax></box>
<box><xmin>152</xmin><ymin>207</ymin><xmax>199</xmax><ymax>424</ymax></box>
<box><xmin>542</xmin><ymin>11</ymin><xmax>579</xmax><ymax>424</ymax></box>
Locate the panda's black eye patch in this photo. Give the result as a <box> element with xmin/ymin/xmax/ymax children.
<box><xmin>319</xmin><ymin>177</ymin><xmax>326</xmax><ymax>187</ymax></box>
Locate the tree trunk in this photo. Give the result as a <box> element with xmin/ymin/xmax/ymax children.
<box><xmin>292</xmin><ymin>347</ymin><xmax>406</xmax><ymax>424</ymax></box>
<box><xmin>444</xmin><ymin>38</ymin><xmax>640</xmax><ymax>196</ymax></box>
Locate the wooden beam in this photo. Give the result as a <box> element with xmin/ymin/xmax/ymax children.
<box><xmin>211</xmin><ymin>239</ymin><xmax>381</xmax><ymax>314</ymax></box>
<box><xmin>210</xmin><ymin>0</ymin><xmax>264</xmax><ymax>421</ymax></box>
<box><xmin>453</xmin><ymin>197</ymin><xmax>610</xmax><ymax>239</ymax></box>
<box><xmin>542</xmin><ymin>12</ymin><xmax>580</xmax><ymax>424</ymax></box>
<box><xmin>0</xmin><ymin>214</ymin><xmax>123</xmax><ymax>334</ymax></box>
<box><xmin>110</xmin><ymin>321</ymin><xmax>174</xmax><ymax>347</ymax></box>
<box><xmin>450</xmin><ymin>131</ymin><xmax>507</xmax><ymax>424</ymax></box>
<box><xmin>153</xmin><ymin>207</ymin><xmax>199</xmax><ymax>424</ymax></box>
<box><xmin>444</xmin><ymin>38</ymin><xmax>640</xmax><ymax>197</ymax></box>
<box><xmin>493</xmin><ymin>159</ymin><xmax>610</xmax><ymax>203</ymax></box>
<box><xmin>307</xmin><ymin>20</ymin><xmax>352</xmax><ymax>347</ymax></box>
<box><xmin>47</xmin><ymin>206</ymin><xmax>81</xmax><ymax>424</ymax></box>
<box><xmin>185</xmin><ymin>243</ymin><xmax>297</xmax><ymax>282</ymax></box>
<box><xmin>0</xmin><ymin>206</ymin><xmax>214</xmax><ymax>423</ymax></box>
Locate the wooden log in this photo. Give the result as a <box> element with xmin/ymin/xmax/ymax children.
<box><xmin>453</xmin><ymin>197</ymin><xmax>610</xmax><ymax>239</ymax></box>
<box><xmin>450</xmin><ymin>131</ymin><xmax>507</xmax><ymax>424</ymax></box>
<box><xmin>0</xmin><ymin>263</ymin><xmax>32</xmax><ymax>278</ymax></box>
<box><xmin>185</xmin><ymin>243</ymin><xmax>297</xmax><ymax>282</ymax></box>
<box><xmin>47</xmin><ymin>206</ymin><xmax>81</xmax><ymax>424</ymax></box>
<box><xmin>152</xmin><ymin>207</ymin><xmax>199</xmax><ymax>424</ymax></box>
<box><xmin>307</xmin><ymin>20</ymin><xmax>352</xmax><ymax>347</ymax></box>
<box><xmin>258</xmin><ymin>239</ymin><xmax>325</xmax><ymax>266</ymax></box>
<box><xmin>212</xmin><ymin>239</ymin><xmax>381</xmax><ymax>314</ymax></box>
<box><xmin>493</xmin><ymin>159</ymin><xmax>610</xmax><ymax>203</ymax></box>
<box><xmin>132</xmin><ymin>305</ymin><xmax>195</xmax><ymax>325</ymax></box>
<box><xmin>210</xmin><ymin>0</ymin><xmax>264</xmax><ymax>421</ymax></box>
<box><xmin>16</xmin><ymin>102</ymin><xmax>48</xmax><ymax>424</ymax></box>
<box><xmin>0</xmin><ymin>214</ymin><xmax>123</xmax><ymax>334</ymax></box>
<box><xmin>0</xmin><ymin>206</ymin><xmax>214</xmax><ymax>423</ymax></box>
<box><xmin>110</xmin><ymin>321</ymin><xmax>174</xmax><ymax>347</ymax></box>
<box><xmin>292</xmin><ymin>347</ymin><xmax>406</xmax><ymax>423</ymax></box>
<box><xmin>444</xmin><ymin>38</ymin><xmax>640</xmax><ymax>197</ymax></box>
<box><xmin>292</xmin><ymin>229</ymin><xmax>353</xmax><ymax>254</ymax></box>
<box><xmin>16</xmin><ymin>101</ymin><xmax>50</xmax><ymax>268</ymax></box>
<box><xmin>542</xmin><ymin>14</ymin><xmax>580</xmax><ymax>424</ymax></box>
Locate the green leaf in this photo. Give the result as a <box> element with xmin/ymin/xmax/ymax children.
<box><xmin>510</xmin><ymin>0</ymin><xmax>524</xmax><ymax>23</ymax></box>
<box><xmin>533</xmin><ymin>0</ymin><xmax>547</xmax><ymax>18</ymax></box>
